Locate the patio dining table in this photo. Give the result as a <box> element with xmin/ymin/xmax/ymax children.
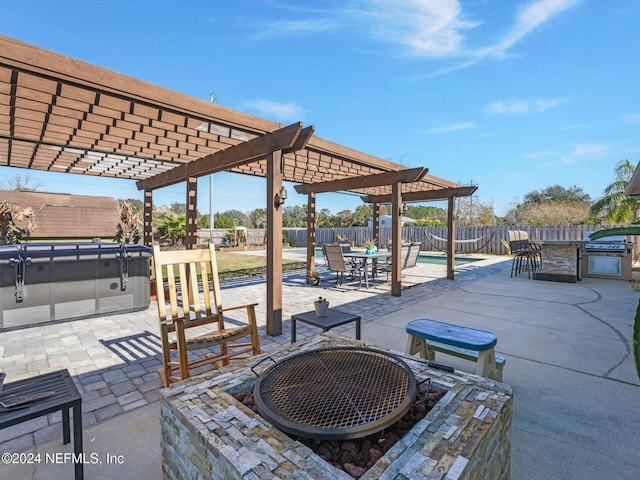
<box><xmin>343</xmin><ymin>251</ymin><xmax>391</xmax><ymax>288</ymax></box>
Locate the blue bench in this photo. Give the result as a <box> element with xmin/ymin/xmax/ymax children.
<box><xmin>405</xmin><ymin>319</ymin><xmax>505</xmax><ymax>381</ymax></box>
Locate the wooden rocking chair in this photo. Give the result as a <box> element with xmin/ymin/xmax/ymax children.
<box><xmin>153</xmin><ymin>244</ymin><xmax>261</xmax><ymax>387</ymax></box>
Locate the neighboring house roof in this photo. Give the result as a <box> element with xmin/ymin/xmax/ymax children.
<box><xmin>2</xmin><ymin>190</ymin><xmax>120</xmax><ymax>239</ymax></box>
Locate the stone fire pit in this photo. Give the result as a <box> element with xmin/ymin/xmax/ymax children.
<box><xmin>161</xmin><ymin>333</ymin><xmax>512</xmax><ymax>479</ymax></box>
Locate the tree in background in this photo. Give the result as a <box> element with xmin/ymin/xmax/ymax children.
<box><xmin>455</xmin><ymin>197</ymin><xmax>496</xmax><ymax>226</ymax></box>
<box><xmin>405</xmin><ymin>205</ymin><xmax>446</xmax><ymax>224</ymax></box>
<box><xmin>352</xmin><ymin>204</ymin><xmax>372</xmax><ymax>226</ymax></box>
<box><xmin>219</xmin><ymin>209</ymin><xmax>248</xmax><ymax>227</ymax></box>
<box><xmin>335</xmin><ymin>209</ymin><xmax>353</xmax><ymax>227</ymax></box>
<box><xmin>115</xmin><ymin>200</ymin><xmax>142</xmax><ymax>243</ymax></box>
<box><xmin>317</xmin><ymin>208</ymin><xmax>337</xmax><ymax>228</ymax></box>
<box><xmin>520</xmin><ymin>202</ymin><xmax>591</xmax><ymax>226</ymax></box>
<box><xmin>1</xmin><ymin>173</ymin><xmax>41</xmax><ymax>191</ymax></box>
<box><xmin>590</xmin><ymin>159</ymin><xmax>639</xmax><ymax>224</ymax></box>
<box><xmin>118</xmin><ymin>198</ymin><xmax>143</xmax><ymax>214</ymax></box>
<box><xmin>503</xmin><ymin>184</ymin><xmax>592</xmax><ymax>225</ymax></box>
<box><xmin>213</xmin><ymin>214</ymin><xmax>235</xmax><ymax>228</ymax></box>
<box><xmin>248</xmin><ymin>208</ymin><xmax>267</xmax><ymax>228</ymax></box>
<box><xmin>155</xmin><ymin>213</ymin><xmax>186</xmax><ymax>245</ymax></box>
<box><xmin>523</xmin><ymin>185</ymin><xmax>591</xmax><ymax>204</ymax></box>
<box><xmin>170</xmin><ymin>202</ymin><xmax>186</xmax><ymax>215</ymax></box>
<box><xmin>282</xmin><ymin>205</ymin><xmax>307</xmax><ymax>227</ymax></box>
<box><xmin>407</xmin><ymin>218</ymin><xmax>445</xmax><ymax>227</ymax></box>
<box><xmin>0</xmin><ymin>201</ymin><xmax>36</xmax><ymax>244</ymax></box>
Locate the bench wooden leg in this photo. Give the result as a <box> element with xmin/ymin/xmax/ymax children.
<box><xmin>477</xmin><ymin>349</ymin><xmax>498</xmax><ymax>380</ymax></box>
<box><xmin>405</xmin><ymin>335</ymin><xmax>435</xmax><ymax>361</ymax></box>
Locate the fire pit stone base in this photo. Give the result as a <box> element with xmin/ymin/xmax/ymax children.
<box><xmin>161</xmin><ymin>333</ymin><xmax>512</xmax><ymax>480</ymax></box>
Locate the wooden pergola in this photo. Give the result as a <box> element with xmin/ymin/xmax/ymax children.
<box><xmin>0</xmin><ymin>35</ymin><xmax>476</xmax><ymax>336</ymax></box>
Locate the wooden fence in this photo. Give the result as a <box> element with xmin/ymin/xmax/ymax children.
<box><xmin>198</xmin><ymin>225</ymin><xmax>640</xmax><ymax>258</ymax></box>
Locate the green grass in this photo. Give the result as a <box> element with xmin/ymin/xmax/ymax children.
<box><xmin>153</xmin><ymin>251</ymin><xmax>305</xmax><ymax>281</ymax></box>
<box><xmin>215</xmin><ymin>251</ymin><xmax>305</xmax><ymax>279</ymax></box>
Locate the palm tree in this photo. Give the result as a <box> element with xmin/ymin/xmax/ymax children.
<box><xmin>590</xmin><ymin>159</ymin><xmax>639</xmax><ymax>224</ymax></box>
<box><xmin>155</xmin><ymin>213</ymin><xmax>186</xmax><ymax>245</ymax></box>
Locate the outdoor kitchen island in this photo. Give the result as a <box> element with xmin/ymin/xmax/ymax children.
<box><xmin>533</xmin><ymin>240</ymin><xmax>585</xmax><ymax>283</ymax></box>
<box><xmin>161</xmin><ymin>333</ymin><xmax>512</xmax><ymax>480</ymax></box>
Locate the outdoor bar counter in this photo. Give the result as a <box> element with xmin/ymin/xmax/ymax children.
<box><xmin>533</xmin><ymin>240</ymin><xmax>585</xmax><ymax>283</ymax></box>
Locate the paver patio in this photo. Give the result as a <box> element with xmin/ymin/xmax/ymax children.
<box><xmin>1</xmin><ymin>254</ymin><xmax>639</xmax><ymax>479</ymax></box>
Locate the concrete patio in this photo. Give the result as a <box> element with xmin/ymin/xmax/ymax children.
<box><xmin>1</xmin><ymin>254</ymin><xmax>639</xmax><ymax>479</ymax></box>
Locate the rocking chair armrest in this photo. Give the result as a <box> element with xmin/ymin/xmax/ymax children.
<box><xmin>220</xmin><ymin>303</ymin><xmax>258</xmax><ymax>313</ymax></box>
<box><xmin>220</xmin><ymin>303</ymin><xmax>259</xmax><ymax>327</ymax></box>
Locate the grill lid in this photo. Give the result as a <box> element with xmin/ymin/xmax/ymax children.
<box><xmin>254</xmin><ymin>346</ymin><xmax>416</xmax><ymax>440</ymax></box>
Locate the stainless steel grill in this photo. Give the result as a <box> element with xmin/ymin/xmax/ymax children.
<box><xmin>584</xmin><ymin>232</ymin><xmax>632</xmax><ymax>255</ymax></box>
<box><xmin>254</xmin><ymin>346</ymin><xmax>416</xmax><ymax>440</ymax></box>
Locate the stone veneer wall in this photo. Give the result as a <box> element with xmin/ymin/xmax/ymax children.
<box><xmin>534</xmin><ymin>242</ymin><xmax>582</xmax><ymax>282</ymax></box>
<box><xmin>161</xmin><ymin>333</ymin><xmax>512</xmax><ymax>480</ymax></box>
<box><xmin>543</xmin><ymin>244</ymin><xmax>577</xmax><ymax>273</ymax></box>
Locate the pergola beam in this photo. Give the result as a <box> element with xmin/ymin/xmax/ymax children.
<box><xmin>136</xmin><ymin>122</ymin><xmax>311</xmax><ymax>191</ymax></box>
<box><xmin>293</xmin><ymin>167</ymin><xmax>428</xmax><ymax>195</ymax></box>
<box><xmin>361</xmin><ymin>186</ymin><xmax>478</xmax><ymax>204</ymax></box>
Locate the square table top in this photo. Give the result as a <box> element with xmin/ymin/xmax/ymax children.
<box><xmin>291</xmin><ymin>309</ymin><xmax>361</xmax><ymax>329</ymax></box>
<box><xmin>0</xmin><ymin>369</ymin><xmax>81</xmax><ymax>428</ymax></box>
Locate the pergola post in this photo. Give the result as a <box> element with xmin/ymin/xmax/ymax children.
<box><xmin>447</xmin><ymin>196</ymin><xmax>455</xmax><ymax>280</ymax></box>
<box><xmin>185</xmin><ymin>177</ymin><xmax>198</xmax><ymax>250</ymax></box>
<box><xmin>372</xmin><ymin>202</ymin><xmax>380</xmax><ymax>249</ymax></box>
<box><xmin>266</xmin><ymin>150</ymin><xmax>284</xmax><ymax>336</ymax></box>
<box><xmin>391</xmin><ymin>183</ymin><xmax>402</xmax><ymax>296</ymax></box>
<box><xmin>306</xmin><ymin>192</ymin><xmax>316</xmax><ymax>282</ymax></box>
<box><xmin>143</xmin><ymin>189</ymin><xmax>153</xmax><ymax>246</ymax></box>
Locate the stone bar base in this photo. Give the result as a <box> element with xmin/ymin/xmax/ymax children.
<box><xmin>536</xmin><ymin>241</ymin><xmax>583</xmax><ymax>283</ymax></box>
<box><xmin>161</xmin><ymin>333</ymin><xmax>512</xmax><ymax>480</ymax></box>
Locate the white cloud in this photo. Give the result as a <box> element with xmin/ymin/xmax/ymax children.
<box><xmin>560</xmin><ymin>143</ymin><xmax>609</xmax><ymax>164</ymax></box>
<box><xmin>253</xmin><ymin>0</ymin><xmax>578</xmax><ymax>68</ymax></box>
<box><xmin>244</xmin><ymin>100</ymin><xmax>308</xmax><ymax>121</ymax></box>
<box><xmin>425</xmin><ymin>0</ymin><xmax>579</xmax><ymax>75</ymax></box>
<box><xmin>485</xmin><ymin>97</ymin><xmax>563</xmax><ymax>114</ymax></box>
<box><xmin>359</xmin><ymin>0</ymin><xmax>480</xmax><ymax>57</ymax></box>
<box><xmin>426</xmin><ymin>122</ymin><xmax>475</xmax><ymax>134</ymax></box>
<box><xmin>622</xmin><ymin>113</ymin><xmax>640</xmax><ymax>123</ymax></box>
<box><xmin>475</xmin><ymin>0</ymin><xmax>580</xmax><ymax>58</ymax></box>
<box><xmin>486</xmin><ymin>99</ymin><xmax>529</xmax><ymax>114</ymax></box>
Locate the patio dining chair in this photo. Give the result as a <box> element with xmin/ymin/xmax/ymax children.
<box><xmin>153</xmin><ymin>244</ymin><xmax>261</xmax><ymax>387</ymax></box>
<box><xmin>404</xmin><ymin>242</ymin><xmax>422</xmax><ymax>269</ymax></box>
<box><xmin>323</xmin><ymin>244</ymin><xmax>365</xmax><ymax>286</ymax></box>
<box><xmin>377</xmin><ymin>242</ymin><xmax>412</xmax><ymax>283</ymax></box>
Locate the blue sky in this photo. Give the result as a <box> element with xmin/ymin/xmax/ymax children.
<box><xmin>1</xmin><ymin>0</ymin><xmax>639</xmax><ymax>217</ymax></box>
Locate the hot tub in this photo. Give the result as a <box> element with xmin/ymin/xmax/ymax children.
<box><xmin>0</xmin><ymin>242</ymin><xmax>151</xmax><ymax>330</ymax></box>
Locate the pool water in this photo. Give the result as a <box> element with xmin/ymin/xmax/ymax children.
<box><xmin>417</xmin><ymin>254</ymin><xmax>482</xmax><ymax>266</ymax></box>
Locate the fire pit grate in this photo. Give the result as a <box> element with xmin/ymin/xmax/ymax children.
<box><xmin>253</xmin><ymin>346</ymin><xmax>416</xmax><ymax>440</ymax></box>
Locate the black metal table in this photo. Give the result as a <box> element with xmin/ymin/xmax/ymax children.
<box><xmin>0</xmin><ymin>369</ymin><xmax>83</xmax><ymax>479</ymax></box>
<box><xmin>290</xmin><ymin>309</ymin><xmax>361</xmax><ymax>343</ymax></box>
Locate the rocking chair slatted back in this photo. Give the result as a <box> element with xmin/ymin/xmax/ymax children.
<box><xmin>153</xmin><ymin>244</ymin><xmax>260</xmax><ymax>387</ymax></box>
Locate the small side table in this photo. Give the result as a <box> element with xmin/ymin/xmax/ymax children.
<box><xmin>0</xmin><ymin>369</ymin><xmax>83</xmax><ymax>480</ymax></box>
<box><xmin>291</xmin><ymin>309</ymin><xmax>361</xmax><ymax>343</ymax></box>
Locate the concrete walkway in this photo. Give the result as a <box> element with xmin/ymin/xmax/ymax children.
<box><xmin>2</xmin><ymin>255</ymin><xmax>639</xmax><ymax>479</ymax></box>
